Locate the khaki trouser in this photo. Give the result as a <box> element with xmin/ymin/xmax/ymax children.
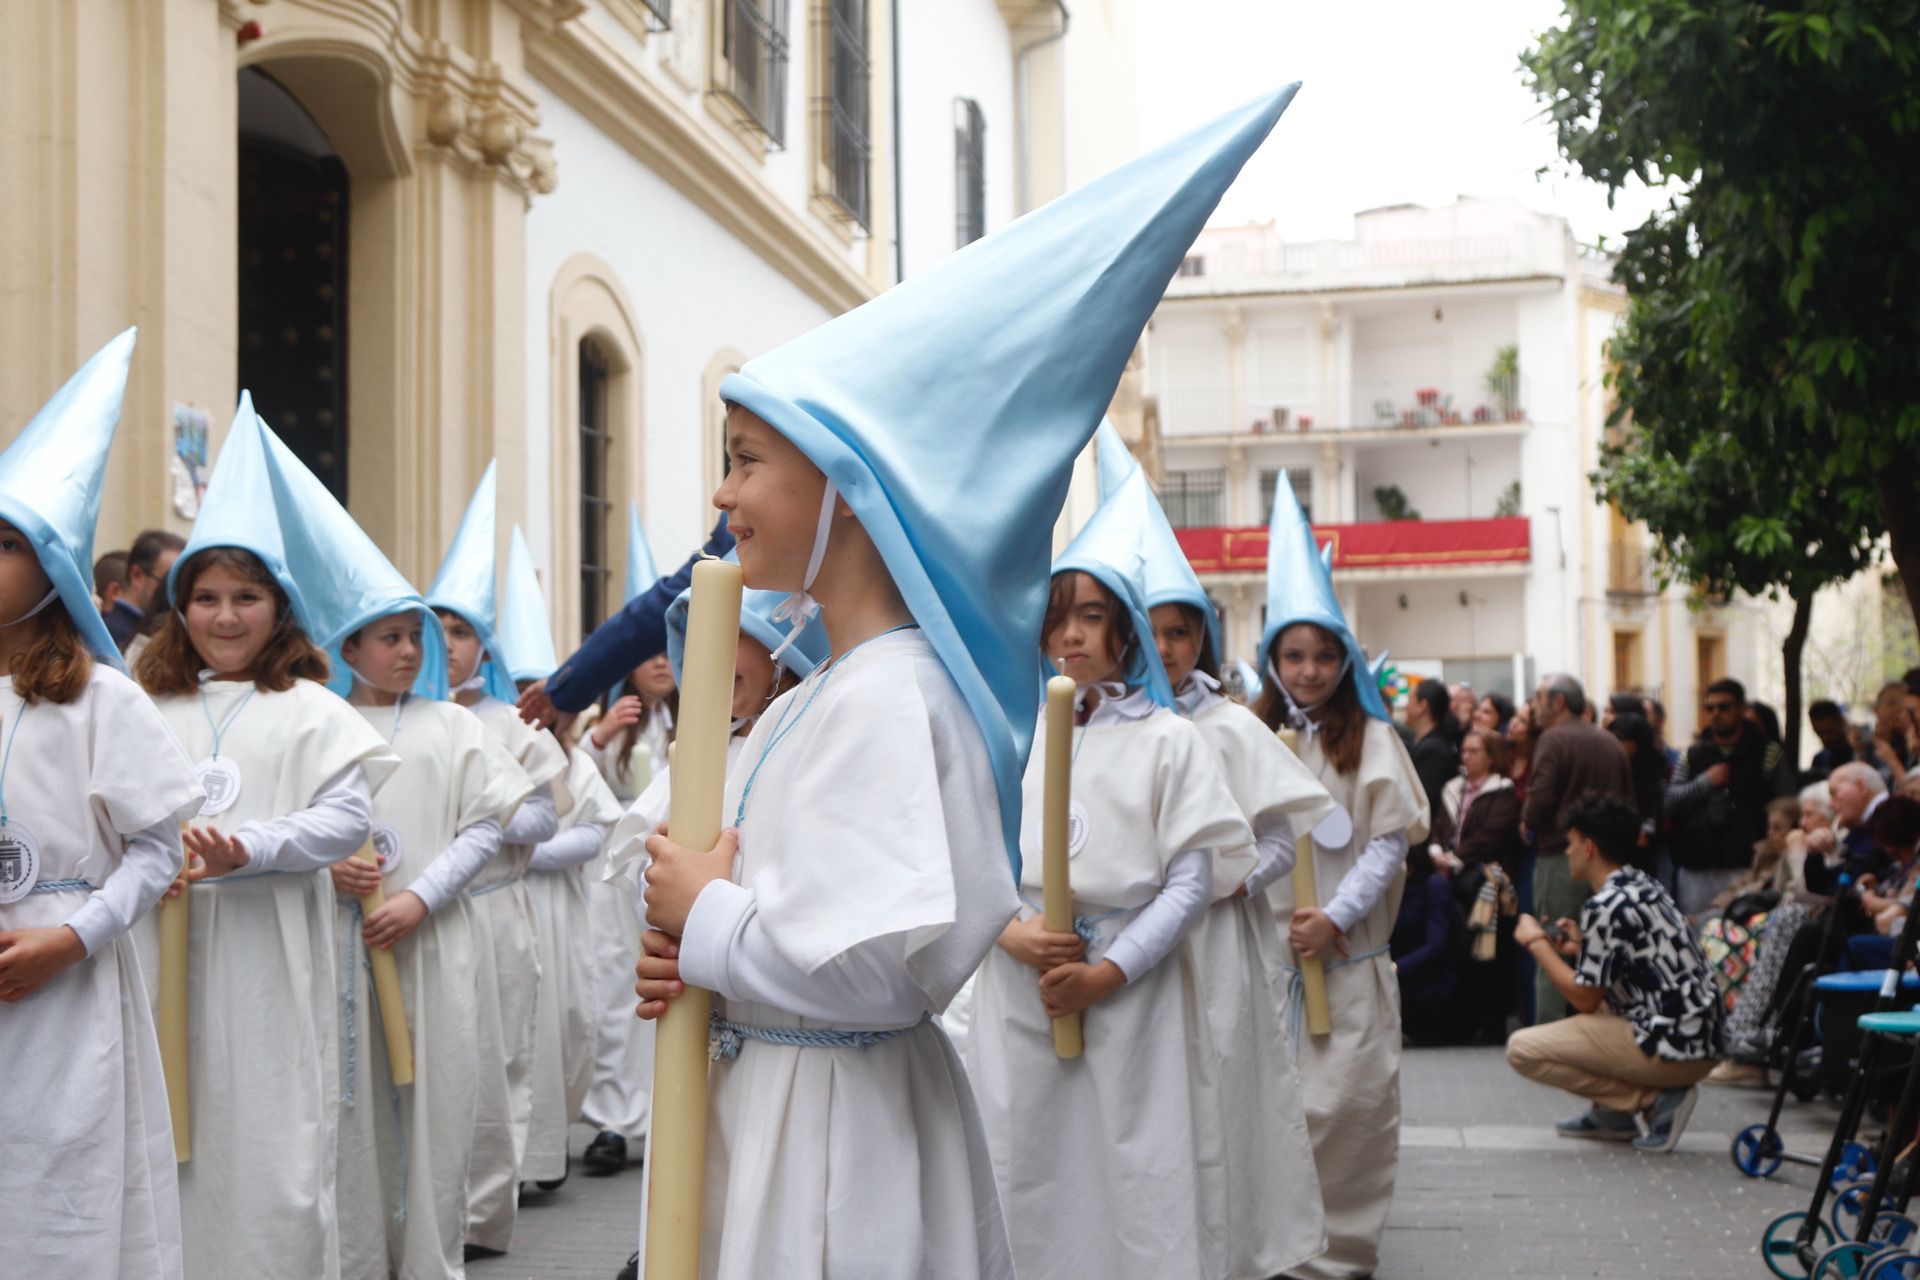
<box><xmin>1506</xmin><ymin>1010</ymin><xmax>1713</xmax><ymax>1114</ymax></box>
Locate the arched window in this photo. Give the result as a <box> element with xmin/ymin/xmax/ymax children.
<box><xmin>579</xmin><ymin>337</ymin><xmax>615</xmax><ymax>636</ymax></box>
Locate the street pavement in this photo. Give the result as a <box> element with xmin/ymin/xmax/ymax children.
<box><xmin>475</xmin><ymin>1044</ymin><xmax>1837</xmax><ymax>1279</ymax></box>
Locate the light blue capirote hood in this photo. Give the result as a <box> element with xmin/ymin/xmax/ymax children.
<box><xmin>719</xmin><ymin>84</ymin><xmax>1300</xmax><ymax>879</ymax></box>
<box><xmin>1259</xmin><ymin>466</ymin><xmax>1390</xmax><ymax>722</ymax></box>
<box><xmin>0</xmin><ymin>327</ymin><xmax>137</xmax><ymax>668</ymax></box>
<box><xmin>665</xmin><ymin>550</ymin><xmax>830</xmax><ymax>687</ymax></box>
<box><xmin>624</xmin><ymin>503</ymin><xmax>659</xmax><ymax>603</ymax></box>
<box><xmin>1093</xmin><ymin>419</ymin><xmax>1221</xmax><ymax>670</ymax></box>
<box><xmin>1054</xmin><ymin>456</ymin><xmax>1177</xmax><ymax>707</ymax></box>
<box><xmin>258</xmin><ymin>424</ymin><xmax>449</xmax><ymax>700</ymax></box>
<box><xmin>170</xmin><ymin>393</ymin><xmax>316</xmax><ymax>637</ymax></box>
<box><xmin>498</xmin><ymin>525</ymin><xmax>560</xmax><ymax>684</ymax></box>
<box><xmin>425</xmin><ymin>461</ymin><xmax>517</xmax><ymax>703</ymax></box>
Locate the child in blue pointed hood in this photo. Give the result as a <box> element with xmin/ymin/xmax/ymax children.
<box><xmin>134</xmin><ymin>401</ymin><xmax>404</xmax><ymax>1279</ymax></box>
<box><xmin>632</xmin><ymin>85</ymin><xmax>1299</xmax><ymax>1280</ymax></box>
<box><xmin>424</xmin><ymin>464</ymin><xmax>571</xmax><ymax>1252</ymax></box>
<box><xmin>1253</xmin><ymin>472</ymin><xmax>1429</xmax><ymax>1280</ymax></box>
<box><xmin>0</xmin><ymin>330</ymin><xmax>206</xmax><ymax>1280</ymax></box>
<box><xmin>966</xmin><ymin>547</ymin><xmax>1258</xmax><ymax>1280</ymax></box>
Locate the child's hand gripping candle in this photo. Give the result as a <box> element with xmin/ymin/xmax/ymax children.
<box><xmin>1040</xmin><ymin>675</ymin><xmax>1083</xmax><ymax>1059</ymax></box>
<box><xmin>644</xmin><ymin>558</ymin><xmax>741</xmax><ymax>1280</ymax></box>
<box><xmin>158</xmin><ymin>850</ymin><xmax>191</xmax><ymax>1159</ymax></box>
<box><xmin>1278</xmin><ymin>727</ymin><xmax>1331</xmax><ymax>1038</ymax></box>
<box><xmin>351</xmin><ymin>842</ymin><xmax>414</xmax><ymax>1085</ymax></box>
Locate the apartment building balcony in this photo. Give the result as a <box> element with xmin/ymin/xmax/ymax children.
<box><xmin>1158</xmin><ymin>373</ymin><xmax>1530</xmax><ymax>441</ymax></box>
<box><xmin>1175</xmin><ymin>515</ymin><xmax>1531</xmax><ymax>583</ymax></box>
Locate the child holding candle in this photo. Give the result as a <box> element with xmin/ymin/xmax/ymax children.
<box><xmin>1093</xmin><ymin>424</ymin><xmax>1335</xmax><ymax>1277</ymax></box>
<box><xmin>630</xmin><ymin>87</ymin><xmax>1298</xmax><ymax>1280</ymax></box>
<box><xmin>1256</xmin><ymin>471</ymin><xmax>1429</xmax><ymax>1280</ymax></box>
<box><xmin>424</xmin><ymin>463</ymin><xmax>571</xmax><ymax>1256</ymax></box>
<box><xmin>0</xmin><ymin>331</ymin><xmax>205</xmax><ymax>1280</ymax></box>
<box><xmin>495</xmin><ymin>525</ymin><xmax>625</xmax><ymax>1192</ymax></box>
<box><xmin>135</xmin><ymin>401</ymin><xmax>400</xmax><ymax>1280</ymax></box>
<box><xmin>255</xmin><ymin>432</ymin><xmax>538</xmax><ymax>1280</ymax></box>
<box><xmin>965</xmin><ymin>509</ymin><xmax>1255</xmax><ymax>1280</ymax></box>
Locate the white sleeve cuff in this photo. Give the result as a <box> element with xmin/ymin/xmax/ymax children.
<box><xmin>678</xmin><ymin>879</ymin><xmax>755</xmax><ymax>997</ymax></box>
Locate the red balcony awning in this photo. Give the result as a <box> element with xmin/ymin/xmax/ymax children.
<box><xmin>1175</xmin><ymin>516</ymin><xmax>1531</xmax><ymax>573</ymax></box>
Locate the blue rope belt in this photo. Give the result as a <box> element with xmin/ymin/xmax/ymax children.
<box><xmin>708</xmin><ymin>1009</ymin><xmax>931</xmax><ymax>1063</ymax></box>
<box><xmin>468</xmin><ymin>874</ymin><xmax>525</xmax><ymax>899</ymax></box>
<box><xmin>340</xmin><ymin>901</ymin><xmax>409</xmax><ymax>1224</ymax></box>
<box><xmin>1017</xmin><ymin>892</ymin><xmax>1142</xmax><ymax>959</ymax></box>
<box><xmin>29</xmin><ymin>878</ymin><xmax>97</xmax><ymax>895</ymax></box>
<box><xmin>1281</xmin><ymin>943</ymin><xmax>1392</xmax><ymax>1060</ymax></box>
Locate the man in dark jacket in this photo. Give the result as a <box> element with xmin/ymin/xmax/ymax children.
<box><xmin>1665</xmin><ymin>678</ymin><xmax>1784</xmax><ymax>916</ymax></box>
<box><xmin>1523</xmin><ymin>673</ymin><xmax>1634</xmax><ymax>1020</ymax></box>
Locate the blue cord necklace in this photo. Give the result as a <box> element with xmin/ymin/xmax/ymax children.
<box><xmin>195</xmin><ymin>681</ymin><xmax>258</xmax><ymax>816</ymax></box>
<box><xmin>732</xmin><ymin>623</ymin><xmax>919</xmax><ymax>829</ymax></box>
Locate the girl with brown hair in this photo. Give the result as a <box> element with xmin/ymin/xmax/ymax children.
<box><xmin>1257</xmin><ymin>474</ymin><xmax>1427</xmax><ymax>1280</ymax></box>
<box><xmin>0</xmin><ymin>331</ymin><xmax>204</xmax><ymax>1280</ymax></box>
<box><xmin>134</xmin><ymin>403</ymin><xmax>400</xmax><ymax>1280</ymax></box>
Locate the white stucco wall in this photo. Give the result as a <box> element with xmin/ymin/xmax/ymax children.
<box><xmin>897</xmin><ymin>2</ymin><xmax>1016</xmax><ymax>279</ymax></box>
<box><xmin>524</xmin><ymin>90</ymin><xmax>835</xmax><ymax>580</ymax></box>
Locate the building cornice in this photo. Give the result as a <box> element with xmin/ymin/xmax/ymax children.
<box><xmin>525</xmin><ymin>18</ymin><xmax>876</xmax><ymax>315</ymax></box>
<box><xmin>1159</xmin><ymin>273</ymin><xmax>1565</xmax><ymax>307</ymax></box>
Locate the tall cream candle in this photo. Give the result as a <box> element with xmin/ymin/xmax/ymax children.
<box><xmin>157</xmin><ymin>864</ymin><xmax>190</xmax><ymax>1162</ymax></box>
<box><xmin>1040</xmin><ymin>675</ymin><xmax>1083</xmax><ymax>1060</ymax></box>
<box><xmin>1278</xmin><ymin>729</ymin><xmax>1331</xmax><ymax>1038</ymax></box>
<box><xmin>643</xmin><ymin>558</ymin><xmax>742</xmax><ymax>1280</ymax></box>
<box><xmin>355</xmin><ymin>844</ymin><xmax>414</xmax><ymax>1086</ymax></box>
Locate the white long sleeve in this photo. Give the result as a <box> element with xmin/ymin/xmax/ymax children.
<box><xmin>410</xmin><ymin>817</ymin><xmax>504</xmax><ymax>915</ymax></box>
<box><xmin>678</xmin><ymin>879</ymin><xmax>928</xmax><ymax>1027</ymax></box>
<box><xmin>1323</xmin><ymin>830</ymin><xmax>1410</xmax><ymax>935</ymax></box>
<box><xmin>232</xmin><ymin>764</ymin><xmax>373</xmax><ymax>876</ymax></box>
<box><xmin>1103</xmin><ymin>847</ymin><xmax>1212</xmax><ymax>983</ymax></box>
<box><xmin>501</xmin><ymin>787</ymin><xmax>558</xmax><ymax>846</ymax></box>
<box><xmin>1241</xmin><ymin>809</ymin><xmax>1299</xmax><ymax>900</ymax></box>
<box><xmin>64</xmin><ymin>818</ymin><xmax>182</xmax><ymax>958</ymax></box>
<box><xmin>529</xmin><ymin>819</ymin><xmax>609</xmax><ymax>873</ymax></box>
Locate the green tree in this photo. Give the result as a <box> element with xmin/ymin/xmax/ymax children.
<box><xmin>1523</xmin><ymin>0</ymin><xmax>1920</xmax><ymax>759</ymax></box>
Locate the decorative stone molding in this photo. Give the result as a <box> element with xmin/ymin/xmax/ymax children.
<box><xmin>417</xmin><ymin>44</ymin><xmax>558</xmax><ymax>198</ymax></box>
<box><xmin>525</xmin><ymin>11</ymin><xmax>876</xmax><ymax>314</ymax></box>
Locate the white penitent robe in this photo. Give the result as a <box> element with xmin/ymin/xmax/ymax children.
<box><xmin>968</xmin><ymin>690</ymin><xmax>1255</xmax><ymax>1280</ymax></box>
<box><xmin>641</xmin><ymin>630</ymin><xmax>1019</xmax><ymax>1280</ymax></box>
<box><xmin>462</xmin><ymin>693</ymin><xmax>570</xmax><ymax>1251</ymax></box>
<box><xmin>582</xmin><ymin>710</ymin><xmax>671</xmax><ymax>1149</ymax></box>
<box><xmin>523</xmin><ymin>746</ymin><xmax>623</xmax><ymax>1184</ymax></box>
<box><xmin>337</xmin><ymin>697</ymin><xmax>535</xmax><ymax>1280</ymax></box>
<box><xmin>0</xmin><ymin>669</ymin><xmax>203</xmax><ymax>1280</ymax></box>
<box><xmin>1181</xmin><ymin>679</ymin><xmax>1336</xmax><ymax>1278</ymax></box>
<box><xmin>1266</xmin><ymin>714</ymin><xmax>1428</xmax><ymax>1280</ymax></box>
<box><xmin>150</xmin><ymin>677</ymin><xmax>399</xmax><ymax>1280</ymax></box>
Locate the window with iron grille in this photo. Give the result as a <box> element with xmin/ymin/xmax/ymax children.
<box><xmin>721</xmin><ymin>0</ymin><xmax>790</xmax><ymax>146</ymax></box>
<box><xmin>954</xmin><ymin>97</ymin><xmax>986</xmax><ymax>248</ymax></box>
<box><xmin>1161</xmin><ymin>468</ymin><xmax>1226</xmax><ymax>528</ymax></box>
<box><xmin>1257</xmin><ymin>468</ymin><xmax>1313</xmax><ymax>522</ymax></box>
<box><xmin>817</xmin><ymin>0</ymin><xmax>871</xmax><ymax>227</ymax></box>
<box><xmin>1176</xmin><ymin>255</ymin><xmax>1206</xmax><ymax>277</ymax></box>
<box><xmin>579</xmin><ymin>338</ymin><xmax>614</xmax><ymax>636</ymax></box>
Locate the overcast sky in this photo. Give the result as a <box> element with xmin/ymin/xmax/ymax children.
<box><xmin>1133</xmin><ymin>0</ymin><xmax>1669</xmax><ymax>247</ymax></box>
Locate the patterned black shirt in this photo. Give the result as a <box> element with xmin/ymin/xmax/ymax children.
<box><xmin>1574</xmin><ymin>867</ymin><xmax>1720</xmax><ymax>1061</ymax></box>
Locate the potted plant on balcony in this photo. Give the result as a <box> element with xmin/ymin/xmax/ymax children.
<box><xmin>1373</xmin><ymin>484</ymin><xmax>1422</xmax><ymax>521</ymax></box>
<box><xmin>1486</xmin><ymin>345</ymin><xmax>1519</xmax><ymax>420</ymax></box>
<box><xmin>1297</xmin><ymin>414</ymin><xmax>1313</xmax><ymax>431</ymax></box>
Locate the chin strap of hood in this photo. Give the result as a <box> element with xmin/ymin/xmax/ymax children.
<box><xmin>769</xmin><ymin>478</ymin><xmax>838</xmax><ymax>665</ymax></box>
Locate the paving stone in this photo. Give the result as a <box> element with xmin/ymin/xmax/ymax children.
<box><xmin>474</xmin><ymin>1046</ymin><xmax>1852</xmax><ymax>1278</ymax></box>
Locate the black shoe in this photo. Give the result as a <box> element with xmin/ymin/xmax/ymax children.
<box><xmin>535</xmin><ymin>1152</ymin><xmax>570</xmax><ymax>1192</ymax></box>
<box><xmin>464</xmin><ymin>1242</ymin><xmax>506</xmax><ymax>1261</ymax></box>
<box><xmin>583</xmin><ymin>1129</ymin><xmax>628</xmax><ymax>1174</ymax></box>
<box><xmin>616</xmin><ymin>1253</ymin><xmax>639</xmax><ymax>1280</ymax></box>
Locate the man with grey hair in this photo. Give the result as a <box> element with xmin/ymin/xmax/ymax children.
<box><xmin>1801</xmin><ymin>761</ymin><xmax>1891</xmax><ymax>895</ymax></box>
<box><xmin>1523</xmin><ymin>673</ymin><xmax>1635</xmax><ymax>1020</ymax></box>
